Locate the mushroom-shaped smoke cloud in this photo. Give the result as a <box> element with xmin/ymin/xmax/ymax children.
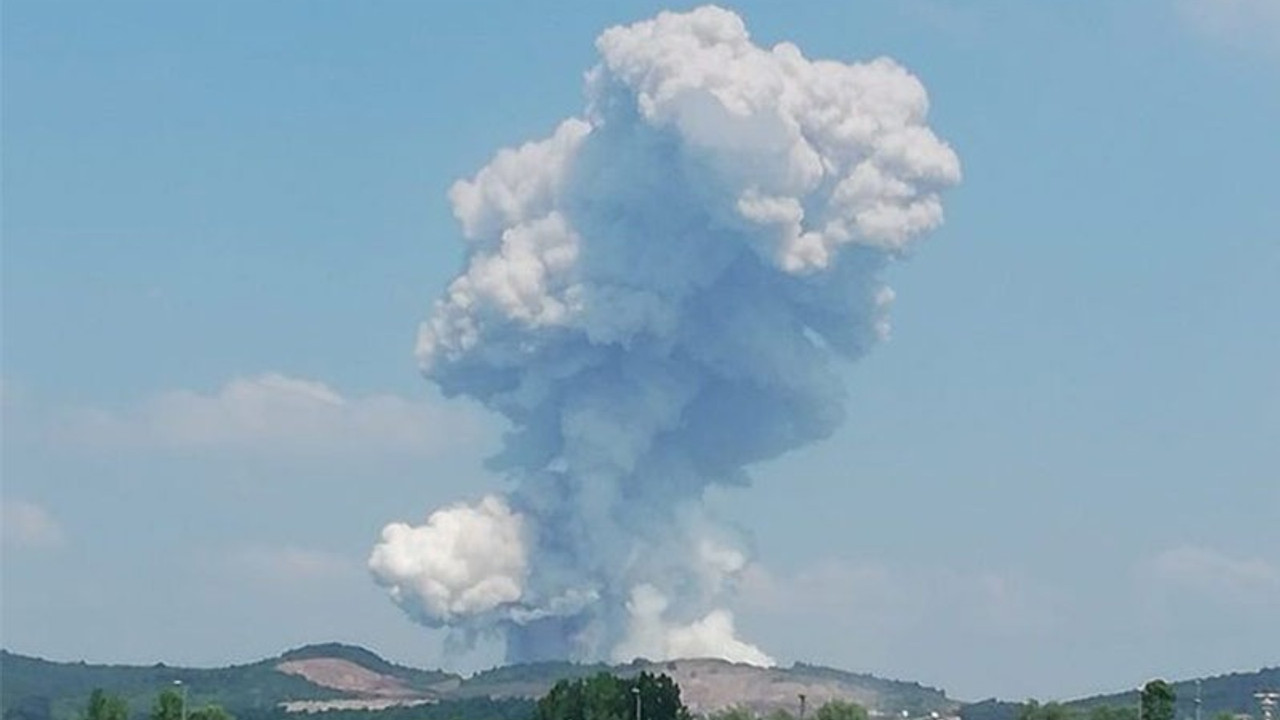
<box><xmin>370</xmin><ymin>5</ymin><xmax>960</xmax><ymax>666</ymax></box>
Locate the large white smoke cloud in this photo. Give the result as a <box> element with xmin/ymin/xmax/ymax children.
<box><xmin>370</xmin><ymin>5</ymin><xmax>959</xmax><ymax>666</ymax></box>
<box><xmin>370</xmin><ymin>495</ymin><xmax>527</xmax><ymax>625</ymax></box>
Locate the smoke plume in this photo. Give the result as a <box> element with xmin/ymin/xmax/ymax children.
<box><xmin>370</xmin><ymin>5</ymin><xmax>959</xmax><ymax>665</ymax></box>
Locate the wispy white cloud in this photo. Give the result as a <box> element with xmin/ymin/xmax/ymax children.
<box><xmin>896</xmin><ymin>0</ymin><xmax>986</xmax><ymax>40</ymax></box>
<box><xmin>1146</xmin><ymin>544</ymin><xmax>1280</xmax><ymax>606</ymax></box>
<box><xmin>56</xmin><ymin>373</ymin><xmax>483</xmax><ymax>458</ymax></box>
<box><xmin>1178</xmin><ymin>0</ymin><xmax>1280</xmax><ymax>56</ymax></box>
<box><xmin>731</xmin><ymin>557</ymin><xmax>1071</xmax><ymax>699</ymax></box>
<box><xmin>1</xmin><ymin>498</ymin><xmax>67</xmax><ymax>549</ymax></box>
<box><xmin>228</xmin><ymin>545</ymin><xmax>358</xmax><ymax>583</ymax></box>
<box><xmin>738</xmin><ymin>558</ymin><xmax>1059</xmax><ymax>637</ymax></box>
<box><xmin>739</xmin><ymin>560</ymin><xmax>893</xmax><ymax>614</ymax></box>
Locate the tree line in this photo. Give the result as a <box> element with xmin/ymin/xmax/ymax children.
<box><xmin>81</xmin><ymin>688</ymin><xmax>232</xmax><ymax>720</ymax></box>
<box><xmin>704</xmin><ymin>700</ymin><xmax>870</xmax><ymax>720</ymax></box>
<box><xmin>45</xmin><ymin>672</ymin><xmax>1249</xmax><ymax>720</ymax></box>
<box><xmin>535</xmin><ymin>671</ymin><xmax>871</xmax><ymax>720</ymax></box>
<box><xmin>1014</xmin><ymin>679</ymin><xmax>1240</xmax><ymax>720</ymax></box>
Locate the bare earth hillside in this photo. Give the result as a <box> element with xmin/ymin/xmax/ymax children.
<box><xmin>659</xmin><ymin>659</ymin><xmax>897</xmax><ymax>715</ymax></box>
<box><xmin>276</xmin><ymin>658</ymin><xmax>423</xmax><ymax>698</ymax></box>
<box><xmin>451</xmin><ymin>658</ymin><xmax>953</xmax><ymax>716</ymax></box>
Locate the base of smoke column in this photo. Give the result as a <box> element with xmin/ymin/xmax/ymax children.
<box><xmin>502</xmin><ymin>616</ymin><xmax>596</xmax><ymax>663</ymax></box>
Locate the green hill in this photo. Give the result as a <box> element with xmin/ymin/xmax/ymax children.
<box><xmin>3</xmin><ymin>643</ymin><xmax>1273</xmax><ymax>720</ymax></box>
<box><xmin>1076</xmin><ymin>669</ymin><xmax>1280</xmax><ymax>717</ymax></box>
<box><xmin>0</xmin><ymin>650</ymin><xmax>340</xmax><ymax>720</ymax></box>
<box><xmin>275</xmin><ymin>644</ymin><xmax>456</xmax><ymax>694</ymax></box>
<box><xmin>959</xmin><ymin>667</ymin><xmax>1280</xmax><ymax>720</ymax></box>
<box><xmin>0</xmin><ymin>647</ymin><xmax>950</xmax><ymax>720</ymax></box>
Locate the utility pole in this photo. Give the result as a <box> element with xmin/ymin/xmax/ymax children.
<box><xmin>1255</xmin><ymin>692</ymin><xmax>1279</xmax><ymax>720</ymax></box>
<box><xmin>173</xmin><ymin>680</ymin><xmax>187</xmax><ymax>720</ymax></box>
<box><xmin>1194</xmin><ymin>680</ymin><xmax>1202</xmax><ymax>720</ymax></box>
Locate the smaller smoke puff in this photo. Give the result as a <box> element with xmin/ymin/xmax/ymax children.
<box><xmin>613</xmin><ymin>584</ymin><xmax>773</xmax><ymax>667</ymax></box>
<box><xmin>372</xmin><ymin>4</ymin><xmax>959</xmax><ymax>666</ymax></box>
<box><xmin>369</xmin><ymin>495</ymin><xmax>526</xmax><ymax>625</ymax></box>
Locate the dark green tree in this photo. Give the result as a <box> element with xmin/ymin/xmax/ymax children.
<box><xmin>84</xmin><ymin>689</ymin><xmax>129</xmax><ymax>720</ymax></box>
<box><xmin>586</xmin><ymin>672</ymin><xmax>628</xmax><ymax>720</ymax></box>
<box><xmin>151</xmin><ymin>689</ymin><xmax>184</xmax><ymax>720</ymax></box>
<box><xmin>535</xmin><ymin>672</ymin><xmax>690</xmax><ymax>720</ymax></box>
<box><xmin>86</xmin><ymin>690</ymin><xmax>109</xmax><ymax>720</ymax></box>
<box><xmin>1018</xmin><ymin>701</ymin><xmax>1077</xmax><ymax>720</ymax></box>
<box><xmin>1089</xmin><ymin>706</ymin><xmax>1138</xmax><ymax>720</ymax></box>
<box><xmin>634</xmin><ymin>672</ymin><xmax>691</xmax><ymax>720</ymax></box>
<box><xmin>188</xmin><ymin>706</ymin><xmax>233</xmax><ymax>720</ymax></box>
<box><xmin>1141</xmin><ymin>681</ymin><xmax>1176</xmax><ymax>720</ymax></box>
<box><xmin>816</xmin><ymin>701</ymin><xmax>869</xmax><ymax>720</ymax></box>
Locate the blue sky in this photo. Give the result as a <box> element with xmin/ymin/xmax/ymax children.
<box><xmin>3</xmin><ymin>0</ymin><xmax>1277</xmax><ymax>702</ymax></box>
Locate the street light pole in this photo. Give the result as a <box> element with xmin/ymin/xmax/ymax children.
<box><xmin>1256</xmin><ymin>691</ymin><xmax>1280</xmax><ymax>720</ymax></box>
<box><xmin>174</xmin><ymin>680</ymin><xmax>187</xmax><ymax>720</ymax></box>
<box><xmin>632</xmin><ymin>686</ymin><xmax>641</xmax><ymax>720</ymax></box>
